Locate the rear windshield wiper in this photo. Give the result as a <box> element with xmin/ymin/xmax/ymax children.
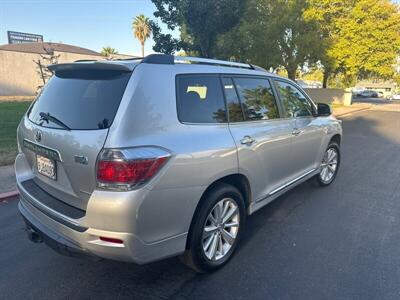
<box><xmin>39</xmin><ymin>112</ymin><xmax>71</xmax><ymax>131</ymax></box>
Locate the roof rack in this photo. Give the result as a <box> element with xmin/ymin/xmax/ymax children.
<box><xmin>74</xmin><ymin>59</ymin><xmax>97</xmax><ymax>62</ymax></box>
<box><xmin>115</xmin><ymin>57</ymin><xmax>143</xmax><ymax>61</ymax></box>
<box><xmin>141</xmin><ymin>54</ymin><xmax>266</xmax><ymax>71</ymax></box>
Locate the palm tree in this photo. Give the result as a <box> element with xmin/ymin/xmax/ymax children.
<box><xmin>132</xmin><ymin>14</ymin><xmax>151</xmax><ymax>57</ymax></box>
<box><xmin>101</xmin><ymin>46</ymin><xmax>118</xmax><ymax>58</ymax></box>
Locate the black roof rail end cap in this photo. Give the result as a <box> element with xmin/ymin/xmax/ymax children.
<box><xmin>249</xmin><ymin>64</ymin><xmax>267</xmax><ymax>72</ymax></box>
<box><xmin>141</xmin><ymin>54</ymin><xmax>174</xmax><ymax>65</ymax></box>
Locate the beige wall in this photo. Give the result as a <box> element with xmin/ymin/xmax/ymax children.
<box><xmin>0</xmin><ymin>50</ymin><xmax>104</xmax><ymax>96</ymax></box>
<box><xmin>304</xmin><ymin>88</ymin><xmax>352</xmax><ymax>105</ymax></box>
<box><xmin>0</xmin><ymin>54</ymin><xmax>353</xmax><ymax>104</ymax></box>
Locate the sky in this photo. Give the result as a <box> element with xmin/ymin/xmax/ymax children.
<box><xmin>0</xmin><ymin>0</ymin><xmax>177</xmax><ymax>56</ymax></box>
<box><xmin>1</xmin><ymin>0</ymin><xmax>399</xmax><ymax>57</ymax></box>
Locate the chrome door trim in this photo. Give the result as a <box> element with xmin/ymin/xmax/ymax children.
<box><xmin>268</xmin><ymin>168</ymin><xmax>316</xmax><ymax>196</ymax></box>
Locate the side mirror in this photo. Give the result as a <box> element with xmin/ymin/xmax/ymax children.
<box><xmin>317</xmin><ymin>103</ymin><xmax>331</xmax><ymax>116</ymax></box>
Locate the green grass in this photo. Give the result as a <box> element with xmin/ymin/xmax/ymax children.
<box><xmin>0</xmin><ymin>101</ymin><xmax>31</xmax><ymax>166</ymax></box>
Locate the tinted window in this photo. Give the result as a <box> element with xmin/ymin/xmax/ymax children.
<box><xmin>28</xmin><ymin>70</ymin><xmax>131</xmax><ymax>130</ymax></box>
<box><xmin>234</xmin><ymin>78</ymin><xmax>280</xmax><ymax>121</ymax></box>
<box><xmin>177</xmin><ymin>75</ymin><xmax>227</xmax><ymax>123</ymax></box>
<box><xmin>221</xmin><ymin>78</ymin><xmax>244</xmax><ymax>122</ymax></box>
<box><xmin>274</xmin><ymin>80</ymin><xmax>313</xmax><ymax>118</ymax></box>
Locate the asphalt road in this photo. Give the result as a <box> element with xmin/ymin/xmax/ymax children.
<box><xmin>1</xmin><ymin>109</ymin><xmax>400</xmax><ymax>300</ymax></box>
<box><xmin>353</xmin><ymin>97</ymin><xmax>392</xmax><ymax>104</ymax></box>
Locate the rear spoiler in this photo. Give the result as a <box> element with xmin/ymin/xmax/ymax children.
<box><xmin>48</xmin><ymin>61</ymin><xmax>133</xmax><ymax>74</ymax></box>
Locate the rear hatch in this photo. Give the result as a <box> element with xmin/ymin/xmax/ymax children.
<box><xmin>17</xmin><ymin>62</ymin><xmax>132</xmax><ymax>210</ymax></box>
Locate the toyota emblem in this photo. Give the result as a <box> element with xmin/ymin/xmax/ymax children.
<box><xmin>34</xmin><ymin>130</ymin><xmax>42</xmax><ymax>143</ymax></box>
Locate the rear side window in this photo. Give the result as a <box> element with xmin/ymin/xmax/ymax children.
<box><xmin>234</xmin><ymin>77</ymin><xmax>280</xmax><ymax>121</ymax></box>
<box><xmin>176</xmin><ymin>75</ymin><xmax>227</xmax><ymax>123</ymax></box>
<box><xmin>28</xmin><ymin>69</ymin><xmax>131</xmax><ymax>130</ymax></box>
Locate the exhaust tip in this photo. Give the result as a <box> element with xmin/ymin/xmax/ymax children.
<box><xmin>26</xmin><ymin>227</ymin><xmax>43</xmax><ymax>243</ymax></box>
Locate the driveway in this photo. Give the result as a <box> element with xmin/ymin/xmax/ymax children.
<box><xmin>1</xmin><ymin>109</ymin><xmax>400</xmax><ymax>300</ymax></box>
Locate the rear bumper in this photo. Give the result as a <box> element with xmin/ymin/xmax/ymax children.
<box><xmin>15</xmin><ymin>152</ymin><xmax>203</xmax><ymax>264</ymax></box>
<box><xmin>18</xmin><ymin>195</ymin><xmax>188</xmax><ymax>264</ymax></box>
<box><xmin>19</xmin><ymin>201</ymin><xmax>97</xmax><ymax>260</ymax></box>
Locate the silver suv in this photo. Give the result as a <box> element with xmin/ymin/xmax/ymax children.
<box><xmin>16</xmin><ymin>55</ymin><xmax>342</xmax><ymax>272</ymax></box>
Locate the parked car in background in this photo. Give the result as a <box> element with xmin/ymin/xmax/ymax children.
<box><xmin>16</xmin><ymin>54</ymin><xmax>342</xmax><ymax>272</ymax></box>
<box><xmin>359</xmin><ymin>90</ymin><xmax>378</xmax><ymax>98</ymax></box>
<box><xmin>352</xmin><ymin>88</ymin><xmax>364</xmax><ymax>98</ymax></box>
<box><xmin>388</xmin><ymin>93</ymin><xmax>400</xmax><ymax>101</ymax></box>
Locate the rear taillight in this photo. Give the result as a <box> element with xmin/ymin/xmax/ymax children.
<box><xmin>96</xmin><ymin>147</ymin><xmax>171</xmax><ymax>191</ymax></box>
<box><xmin>99</xmin><ymin>237</ymin><xmax>124</xmax><ymax>244</ymax></box>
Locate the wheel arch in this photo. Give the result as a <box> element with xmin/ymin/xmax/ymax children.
<box><xmin>330</xmin><ymin>134</ymin><xmax>341</xmax><ymax>146</ymax></box>
<box><xmin>185</xmin><ymin>173</ymin><xmax>252</xmax><ymax>250</ymax></box>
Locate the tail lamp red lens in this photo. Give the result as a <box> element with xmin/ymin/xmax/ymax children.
<box><xmin>96</xmin><ymin>147</ymin><xmax>171</xmax><ymax>190</ymax></box>
<box><xmin>99</xmin><ymin>237</ymin><xmax>124</xmax><ymax>244</ymax></box>
<box><xmin>97</xmin><ymin>157</ymin><xmax>168</xmax><ymax>184</ymax></box>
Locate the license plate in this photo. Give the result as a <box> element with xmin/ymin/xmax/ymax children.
<box><xmin>37</xmin><ymin>155</ymin><xmax>56</xmax><ymax>180</ymax></box>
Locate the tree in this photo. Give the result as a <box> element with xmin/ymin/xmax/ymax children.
<box><xmin>33</xmin><ymin>46</ymin><xmax>60</xmax><ymax>94</ymax></box>
<box><xmin>273</xmin><ymin>1</ymin><xmax>323</xmax><ymax>80</ymax></box>
<box><xmin>217</xmin><ymin>0</ymin><xmax>323</xmax><ymax>80</ymax></box>
<box><xmin>150</xmin><ymin>0</ymin><xmax>245</xmax><ymax>57</ymax></box>
<box><xmin>305</xmin><ymin>0</ymin><xmax>400</xmax><ymax>87</ymax></box>
<box><xmin>132</xmin><ymin>14</ymin><xmax>152</xmax><ymax>57</ymax></box>
<box><xmin>304</xmin><ymin>0</ymin><xmax>355</xmax><ymax>87</ymax></box>
<box><xmin>149</xmin><ymin>20</ymin><xmax>183</xmax><ymax>55</ymax></box>
<box><xmin>333</xmin><ymin>0</ymin><xmax>400</xmax><ymax>81</ymax></box>
<box><xmin>101</xmin><ymin>46</ymin><xmax>118</xmax><ymax>59</ymax></box>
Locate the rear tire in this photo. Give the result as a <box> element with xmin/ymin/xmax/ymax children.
<box><xmin>180</xmin><ymin>183</ymin><xmax>245</xmax><ymax>273</ymax></box>
<box><xmin>316</xmin><ymin>141</ymin><xmax>340</xmax><ymax>187</ymax></box>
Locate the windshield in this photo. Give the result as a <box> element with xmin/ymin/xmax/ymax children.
<box><xmin>28</xmin><ymin>69</ymin><xmax>131</xmax><ymax>130</ymax></box>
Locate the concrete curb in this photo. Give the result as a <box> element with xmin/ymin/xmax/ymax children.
<box><xmin>0</xmin><ymin>190</ymin><xmax>19</xmax><ymax>201</ymax></box>
<box><xmin>334</xmin><ymin>106</ymin><xmax>371</xmax><ymax>118</ymax></box>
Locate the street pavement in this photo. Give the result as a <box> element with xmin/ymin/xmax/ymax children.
<box><xmin>1</xmin><ymin>109</ymin><xmax>400</xmax><ymax>300</ymax></box>
<box><xmin>353</xmin><ymin>97</ymin><xmax>392</xmax><ymax>105</ymax></box>
<box><xmin>0</xmin><ymin>165</ymin><xmax>16</xmax><ymax>194</ymax></box>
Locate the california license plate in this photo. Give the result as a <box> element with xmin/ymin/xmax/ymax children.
<box><xmin>37</xmin><ymin>155</ymin><xmax>56</xmax><ymax>180</ymax></box>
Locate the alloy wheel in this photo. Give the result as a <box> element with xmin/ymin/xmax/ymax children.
<box><xmin>202</xmin><ymin>198</ymin><xmax>240</xmax><ymax>261</ymax></box>
<box><xmin>320</xmin><ymin>147</ymin><xmax>338</xmax><ymax>183</ymax></box>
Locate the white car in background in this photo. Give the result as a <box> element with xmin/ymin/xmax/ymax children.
<box><xmin>388</xmin><ymin>93</ymin><xmax>400</xmax><ymax>101</ymax></box>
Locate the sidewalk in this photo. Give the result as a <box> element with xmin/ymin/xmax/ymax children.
<box><xmin>332</xmin><ymin>103</ymin><xmax>371</xmax><ymax>117</ymax></box>
<box><xmin>369</xmin><ymin>102</ymin><xmax>400</xmax><ymax>112</ymax></box>
<box><xmin>0</xmin><ymin>164</ymin><xmax>17</xmax><ymax>199</ymax></box>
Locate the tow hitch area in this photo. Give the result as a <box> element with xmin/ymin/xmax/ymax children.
<box><xmin>26</xmin><ymin>226</ymin><xmax>43</xmax><ymax>243</ymax></box>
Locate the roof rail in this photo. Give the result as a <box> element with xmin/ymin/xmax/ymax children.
<box><xmin>74</xmin><ymin>59</ymin><xmax>97</xmax><ymax>62</ymax></box>
<box><xmin>141</xmin><ymin>54</ymin><xmax>267</xmax><ymax>71</ymax></box>
<box><xmin>142</xmin><ymin>54</ymin><xmax>174</xmax><ymax>64</ymax></box>
<box><xmin>174</xmin><ymin>56</ymin><xmax>253</xmax><ymax>69</ymax></box>
<box><xmin>115</xmin><ymin>57</ymin><xmax>142</xmax><ymax>61</ymax></box>
<box><xmin>249</xmin><ymin>64</ymin><xmax>267</xmax><ymax>72</ymax></box>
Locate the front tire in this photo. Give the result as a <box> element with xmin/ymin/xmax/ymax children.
<box><xmin>316</xmin><ymin>141</ymin><xmax>340</xmax><ymax>186</ymax></box>
<box><xmin>180</xmin><ymin>183</ymin><xmax>245</xmax><ymax>273</ymax></box>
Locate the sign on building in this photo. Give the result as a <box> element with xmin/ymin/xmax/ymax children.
<box><xmin>7</xmin><ymin>31</ymin><xmax>43</xmax><ymax>44</ymax></box>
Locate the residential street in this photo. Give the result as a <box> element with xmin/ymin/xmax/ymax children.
<box><xmin>1</xmin><ymin>109</ymin><xmax>400</xmax><ymax>300</ymax></box>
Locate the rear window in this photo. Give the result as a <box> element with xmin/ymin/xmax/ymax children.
<box><xmin>28</xmin><ymin>69</ymin><xmax>131</xmax><ymax>130</ymax></box>
<box><xmin>176</xmin><ymin>75</ymin><xmax>227</xmax><ymax>123</ymax></box>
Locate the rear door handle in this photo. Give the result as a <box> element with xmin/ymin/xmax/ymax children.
<box><xmin>292</xmin><ymin>128</ymin><xmax>302</xmax><ymax>136</ymax></box>
<box><xmin>240</xmin><ymin>135</ymin><xmax>256</xmax><ymax>145</ymax></box>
